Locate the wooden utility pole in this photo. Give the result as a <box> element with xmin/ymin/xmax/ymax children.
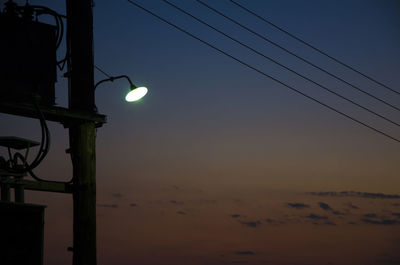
<box><xmin>66</xmin><ymin>1</ymin><xmax>97</xmax><ymax>265</ymax></box>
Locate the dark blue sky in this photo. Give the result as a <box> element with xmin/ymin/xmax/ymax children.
<box><xmin>1</xmin><ymin>1</ymin><xmax>400</xmax><ymax>264</ymax></box>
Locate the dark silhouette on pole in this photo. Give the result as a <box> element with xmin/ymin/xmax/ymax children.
<box><xmin>66</xmin><ymin>1</ymin><xmax>97</xmax><ymax>265</ymax></box>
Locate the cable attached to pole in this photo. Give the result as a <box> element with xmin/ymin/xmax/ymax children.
<box><xmin>195</xmin><ymin>0</ymin><xmax>400</xmax><ymax>111</ymax></box>
<box><xmin>228</xmin><ymin>0</ymin><xmax>400</xmax><ymax>96</ymax></box>
<box><xmin>125</xmin><ymin>0</ymin><xmax>400</xmax><ymax>144</ymax></box>
<box><xmin>162</xmin><ymin>0</ymin><xmax>400</xmax><ymax>128</ymax></box>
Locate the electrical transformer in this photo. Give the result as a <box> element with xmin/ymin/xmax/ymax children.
<box><xmin>0</xmin><ymin>13</ymin><xmax>57</xmax><ymax>106</ymax></box>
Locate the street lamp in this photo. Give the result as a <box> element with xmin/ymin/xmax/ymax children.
<box><xmin>94</xmin><ymin>75</ymin><xmax>148</xmax><ymax>102</ymax></box>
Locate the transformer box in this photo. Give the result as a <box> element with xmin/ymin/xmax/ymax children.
<box><xmin>0</xmin><ymin>13</ymin><xmax>57</xmax><ymax>106</ymax></box>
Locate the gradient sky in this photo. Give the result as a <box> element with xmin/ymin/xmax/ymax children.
<box><xmin>1</xmin><ymin>0</ymin><xmax>400</xmax><ymax>265</ymax></box>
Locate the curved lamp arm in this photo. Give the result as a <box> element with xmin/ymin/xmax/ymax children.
<box><xmin>94</xmin><ymin>75</ymin><xmax>148</xmax><ymax>102</ymax></box>
<box><xmin>94</xmin><ymin>75</ymin><xmax>134</xmax><ymax>90</ymax></box>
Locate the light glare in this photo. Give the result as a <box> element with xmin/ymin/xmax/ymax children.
<box><xmin>125</xmin><ymin>86</ymin><xmax>148</xmax><ymax>102</ymax></box>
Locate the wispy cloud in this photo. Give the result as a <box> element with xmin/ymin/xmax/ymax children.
<box><xmin>170</xmin><ymin>200</ymin><xmax>184</xmax><ymax>205</ymax></box>
<box><xmin>265</xmin><ymin>218</ymin><xmax>285</xmax><ymax>225</ymax></box>
<box><xmin>306</xmin><ymin>214</ymin><xmax>328</xmax><ymax>220</ymax></box>
<box><xmin>318</xmin><ymin>202</ymin><xmax>332</xmax><ymax>211</ymax></box>
<box><xmin>313</xmin><ymin>221</ymin><xmax>337</xmax><ymax>226</ymax></box>
<box><xmin>361</xmin><ymin>218</ymin><xmax>399</xmax><ymax>225</ymax></box>
<box><xmin>392</xmin><ymin>213</ymin><xmax>400</xmax><ymax>218</ymax></box>
<box><xmin>239</xmin><ymin>220</ymin><xmax>262</xmax><ymax>228</ymax></box>
<box><xmin>364</xmin><ymin>213</ymin><xmax>378</xmax><ymax>218</ymax></box>
<box><xmin>318</xmin><ymin>202</ymin><xmax>344</xmax><ymax>215</ymax></box>
<box><xmin>286</xmin><ymin>203</ymin><xmax>310</xmax><ymax>209</ymax></box>
<box><xmin>307</xmin><ymin>191</ymin><xmax>400</xmax><ymax>199</ymax></box>
<box><xmin>230</xmin><ymin>214</ymin><xmax>242</xmax><ymax>218</ymax></box>
<box><xmin>346</xmin><ymin>203</ymin><xmax>359</xmax><ymax>209</ymax></box>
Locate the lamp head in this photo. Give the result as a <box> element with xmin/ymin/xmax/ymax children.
<box><xmin>94</xmin><ymin>74</ymin><xmax>148</xmax><ymax>102</ymax></box>
<box><xmin>125</xmin><ymin>85</ymin><xmax>148</xmax><ymax>102</ymax></box>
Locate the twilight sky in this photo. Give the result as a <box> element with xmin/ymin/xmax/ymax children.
<box><xmin>1</xmin><ymin>0</ymin><xmax>400</xmax><ymax>264</ymax></box>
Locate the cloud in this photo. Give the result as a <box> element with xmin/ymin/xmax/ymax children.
<box><xmin>169</xmin><ymin>185</ymin><xmax>203</xmax><ymax>193</ymax></box>
<box><xmin>318</xmin><ymin>202</ymin><xmax>332</xmax><ymax>211</ymax></box>
<box><xmin>364</xmin><ymin>213</ymin><xmax>378</xmax><ymax>218</ymax></box>
<box><xmin>311</xmin><ymin>221</ymin><xmax>337</xmax><ymax>226</ymax></box>
<box><xmin>361</xmin><ymin>218</ymin><xmax>399</xmax><ymax>225</ymax></box>
<box><xmin>307</xmin><ymin>191</ymin><xmax>400</xmax><ymax>199</ymax></box>
<box><xmin>97</xmin><ymin>204</ymin><xmax>118</xmax><ymax>208</ymax></box>
<box><xmin>265</xmin><ymin>218</ymin><xmax>285</xmax><ymax>225</ymax></box>
<box><xmin>286</xmin><ymin>203</ymin><xmax>310</xmax><ymax>209</ymax></box>
<box><xmin>347</xmin><ymin>203</ymin><xmax>359</xmax><ymax>209</ymax></box>
<box><xmin>306</xmin><ymin>214</ymin><xmax>328</xmax><ymax>220</ymax></box>
<box><xmin>230</xmin><ymin>214</ymin><xmax>242</xmax><ymax>218</ymax></box>
<box><xmin>235</xmin><ymin>251</ymin><xmax>254</xmax><ymax>255</ymax></box>
<box><xmin>239</xmin><ymin>220</ymin><xmax>262</xmax><ymax>228</ymax></box>
<box><xmin>392</xmin><ymin>213</ymin><xmax>400</xmax><ymax>218</ymax></box>
<box><xmin>316</xmin><ymin>202</ymin><xmax>344</xmax><ymax>215</ymax></box>
<box><xmin>129</xmin><ymin>203</ymin><xmax>138</xmax><ymax>207</ymax></box>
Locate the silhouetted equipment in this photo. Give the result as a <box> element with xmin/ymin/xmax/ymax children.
<box><xmin>0</xmin><ymin>136</ymin><xmax>39</xmax><ymax>203</ymax></box>
<box><xmin>0</xmin><ymin>9</ymin><xmax>56</xmax><ymax>106</ymax></box>
<box><xmin>0</xmin><ymin>202</ymin><xmax>45</xmax><ymax>265</ymax></box>
<box><xmin>65</xmin><ymin>1</ymin><xmax>98</xmax><ymax>264</ymax></box>
<box><xmin>0</xmin><ymin>136</ymin><xmax>70</xmax><ymax>265</ymax></box>
<box><xmin>94</xmin><ymin>74</ymin><xmax>148</xmax><ymax>103</ymax></box>
<box><xmin>0</xmin><ymin>136</ymin><xmax>40</xmax><ymax>151</ymax></box>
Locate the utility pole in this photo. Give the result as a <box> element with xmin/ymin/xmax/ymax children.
<box><xmin>66</xmin><ymin>1</ymin><xmax>97</xmax><ymax>265</ymax></box>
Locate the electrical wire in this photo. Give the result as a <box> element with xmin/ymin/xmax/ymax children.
<box><xmin>31</xmin><ymin>5</ymin><xmax>64</xmax><ymax>48</ymax></box>
<box><xmin>228</xmin><ymin>0</ymin><xmax>400</xmax><ymax>96</ymax></box>
<box><xmin>94</xmin><ymin>65</ymin><xmax>112</xmax><ymax>78</ymax></box>
<box><xmin>10</xmin><ymin>98</ymin><xmax>49</xmax><ymax>174</ymax></box>
<box><xmin>125</xmin><ymin>0</ymin><xmax>400</xmax><ymax>143</ymax></box>
<box><xmin>9</xmin><ymin>97</ymin><xmax>73</xmax><ymax>183</ymax></box>
<box><xmin>162</xmin><ymin>0</ymin><xmax>400</xmax><ymax>128</ymax></box>
<box><xmin>195</xmin><ymin>0</ymin><xmax>400</xmax><ymax>111</ymax></box>
<box><xmin>30</xmin><ymin>4</ymin><xmax>68</xmax><ymax>70</ymax></box>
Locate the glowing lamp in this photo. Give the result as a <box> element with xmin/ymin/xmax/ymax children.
<box><xmin>94</xmin><ymin>75</ymin><xmax>148</xmax><ymax>102</ymax></box>
<box><xmin>125</xmin><ymin>86</ymin><xmax>148</xmax><ymax>102</ymax></box>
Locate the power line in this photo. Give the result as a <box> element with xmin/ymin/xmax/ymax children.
<box><xmin>161</xmin><ymin>0</ymin><xmax>400</xmax><ymax>128</ymax></box>
<box><xmin>94</xmin><ymin>65</ymin><xmax>112</xmax><ymax>78</ymax></box>
<box><xmin>229</xmin><ymin>0</ymin><xmax>400</xmax><ymax>96</ymax></box>
<box><xmin>196</xmin><ymin>0</ymin><xmax>400</xmax><ymax>112</ymax></box>
<box><xmin>125</xmin><ymin>0</ymin><xmax>400</xmax><ymax>143</ymax></box>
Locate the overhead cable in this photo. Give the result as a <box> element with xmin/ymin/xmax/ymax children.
<box><xmin>162</xmin><ymin>0</ymin><xmax>400</xmax><ymax>128</ymax></box>
<box><xmin>228</xmin><ymin>0</ymin><xmax>400</xmax><ymax>96</ymax></box>
<box><xmin>94</xmin><ymin>65</ymin><xmax>112</xmax><ymax>78</ymax></box>
<box><xmin>196</xmin><ymin>0</ymin><xmax>400</xmax><ymax>111</ymax></box>
<box><xmin>125</xmin><ymin>0</ymin><xmax>399</xmax><ymax>143</ymax></box>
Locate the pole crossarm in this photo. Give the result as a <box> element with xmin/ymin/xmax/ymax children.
<box><xmin>0</xmin><ymin>178</ymin><xmax>73</xmax><ymax>194</ymax></box>
<box><xmin>0</xmin><ymin>102</ymin><xmax>106</xmax><ymax>126</ymax></box>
